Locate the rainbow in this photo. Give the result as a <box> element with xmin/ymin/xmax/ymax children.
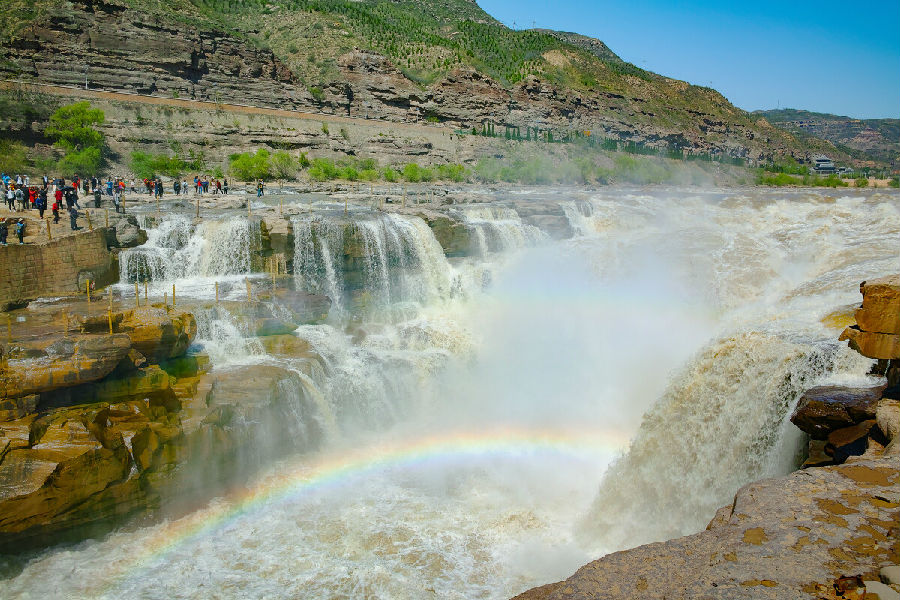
<box><xmin>99</xmin><ymin>425</ymin><xmax>629</xmax><ymax>592</ymax></box>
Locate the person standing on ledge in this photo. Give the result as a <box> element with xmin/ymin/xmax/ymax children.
<box><xmin>15</xmin><ymin>218</ymin><xmax>25</xmax><ymax>244</ymax></box>
<box><xmin>37</xmin><ymin>188</ymin><xmax>47</xmax><ymax>219</ymax></box>
<box><xmin>0</xmin><ymin>218</ymin><xmax>8</xmax><ymax>246</ymax></box>
<box><xmin>69</xmin><ymin>205</ymin><xmax>79</xmax><ymax>231</ymax></box>
<box><xmin>257</xmin><ymin>179</ymin><xmax>265</xmax><ymax>197</ymax></box>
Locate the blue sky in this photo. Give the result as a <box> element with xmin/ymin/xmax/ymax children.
<box><xmin>478</xmin><ymin>0</ymin><xmax>899</xmax><ymax>119</ymax></box>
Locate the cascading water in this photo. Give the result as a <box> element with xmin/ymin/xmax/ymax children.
<box><xmin>452</xmin><ymin>205</ymin><xmax>546</xmax><ymax>255</ymax></box>
<box><xmin>3</xmin><ymin>188</ymin><xmax>898</xmax><ymax>600</ymax></box>
<box><xmin>292</xmin><ymin>212</ymin><xmax>453</xmax><ymax>318</ymax></box>
<box><xmin>119</xmin><ymin>216</ymin><xmax>261</xmax><ymax>283</ymax></box>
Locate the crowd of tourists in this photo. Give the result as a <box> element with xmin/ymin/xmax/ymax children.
<box><xmin>1</xmin><ymin>172</ymin><xmax>238</xmax><ymax>245</ymax></box>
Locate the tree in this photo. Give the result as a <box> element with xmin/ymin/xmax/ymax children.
<box><xmin>45</xmin><ymin>101</ymin><xmax>105</xmax><ymax>152</ymax></box>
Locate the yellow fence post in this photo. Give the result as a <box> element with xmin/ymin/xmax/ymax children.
<box><xmin>172</xmin><ymin>284</ymin><xmax>176</xmax><ymax>309</ymax></box>
<box><xmin>215</xmin><ymin>281</ymin><xmax>219</xmax><ymax>304</ymax></box>
<box><xmin>86</xmin><ymin>280</ymin><xmax>91</xmax><ymax>304</ymax></box>
<box><xmin>134</xmin><ymin>282</ymin><xmax>139</xmax><ymax>307</ymax></box>
<box><xmin>46</xmin><ymin>218</ymin><xmax>52</xmax><ymax>241</ymax></box>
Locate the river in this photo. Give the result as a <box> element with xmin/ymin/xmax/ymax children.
<box><xmin>2</xmin><ymin>187</ymin><xmax>898</xmax><ymax>599</ymax></box>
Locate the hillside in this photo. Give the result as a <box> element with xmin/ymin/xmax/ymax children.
<box><xmin>755</xmin><ymin>109</ymin><xmax>899</xmax><ymax>165</ymax></box>
<box><xmin>1</xmin><ymin>0</ymin><xmax>848</xmax><ymax>167</ymax></box>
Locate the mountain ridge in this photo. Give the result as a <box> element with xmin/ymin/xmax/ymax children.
<box><xmin>0</xmin><ymin>0</ymin><xmax>858</xmax><ymax>167</ymax></box>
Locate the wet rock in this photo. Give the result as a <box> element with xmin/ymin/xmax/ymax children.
<box><xmin>514</xmin><ymin>456</ymin><xmax>899</xmax><ymax>600</ymax></box>
<box><xmin>416</xmin><ymin>213</ymin><xmax>473</xmax><ymax>257</ymax></box>
<box><xmin>802</xmin><ymin>439</ymin><xmax>833</xmax><ymax>468</ymax></box>
<box><xmin>791</xmin><ymin>385</ymin><xmax>885</xmax><ymax>439</ymax></box>
<box><xmin>104</xmin><ymin>215</ymin><xmax>148</xmax><ymax>248</ymax></box>
<box><xmin>841</xmin><ymin>275</ymin><xmax>900</xmax><ymax>360</ymax></box>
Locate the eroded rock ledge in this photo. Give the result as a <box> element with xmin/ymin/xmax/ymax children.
<box><xmin>0</xmin><ymin>302</ymin><xmax>327</xmax><ymax>551</ymax></box>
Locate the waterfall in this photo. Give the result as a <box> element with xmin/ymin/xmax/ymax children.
<box><xmin>292</xmin><ymin>213</ymin><xmax>453</xmax><ymax>318</ymax></box>
<box><xmin>452</xmin><ymin>205</ymin><xmax>546</xmax><ymax>255</ymax></box>
<box><xmin>119</xmin><ymin>217</ymin><xmax>262</xmax><ymax>283</ymax></box>
<box><xmin>579</xmin><ymin>332</ymin><xmax>873</xmax><ymax>553</ymax></box>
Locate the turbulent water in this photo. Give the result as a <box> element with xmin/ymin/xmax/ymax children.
<box><xmin>3</xmin><ymin>188</ymin><xmax>898</xmax><ymax>599</ymax></box>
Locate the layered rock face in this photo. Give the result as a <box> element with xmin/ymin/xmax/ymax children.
<box><xmin>0</xmin><ymin>301</ymin><xmax>325</xmax><ymax>551</ymax></box>
<box><xmin>840</xmin><ymin>276</ymin><xmax>900</xmax><ymax>374</ymax></box>
<box><xmin>0</xmin><ymin>1</ymin><xmax>803</xmax><ymax>161</ymax></box>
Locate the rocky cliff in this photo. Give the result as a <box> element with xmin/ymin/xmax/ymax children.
<box><xmin>0</xmin><ymin>0</ymin><xmax>839</xmax><ymax>165</ymax></box>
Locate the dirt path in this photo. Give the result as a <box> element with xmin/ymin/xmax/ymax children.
<box><xmin>0</xmin><ymin>80</ymin><xmax>446</xmax><ymax>136</ymax></box>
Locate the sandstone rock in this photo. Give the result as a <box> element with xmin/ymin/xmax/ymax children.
<box><xmin>855</xmin><ymin>275</ymin><xmax>900</xmax><ymax>335</ymax></box>
<box><xmin>791</xmin><ymin>385</ymin><xmax>884</xmax><ymax>439</ymax></box>
<box><xmin>802</xmin><ymin>439</ymin><xmax>833</xmax><ymax>468</ymax></box>
<box><xmin>516</xmin><ymin>457</ymin><xmax>899</xmax><ymax>600</ymax></box>
<box><xmin>0</xmin><ymin>395</ymin><xmax>38</xmax><ymax>422</ymax></box>
<box><xmin>863</xmin><ymin>580</ymin><xmax>900</xmax><ymax>600</ymax></box>
<box><xmin>840</xmin><ymin>326</ymin><xmax>900</xmax><ymax>360</ymax></box>
<box><xmin>881</xmin><ymin>565</ymin><xmax>900</xmax><ymax>586</ymax></box>
<box><xmin>118</xmin><ymin>308</ymin><xmax>197</xmax><ymax>361</ymax></box>
<box><xmin>0</xmin><ymin>334</ymin><xmax>132</xmax><ymax>399</ymax></box>
<box><xmin>826</xmin><ymin>420</ymin><xmax>878</xmax><ymax>463</ymax></box>
<box><xmin>877</xmin><ymin>399</ymin><xmax>900</xmax><ymax>442</ymax></box>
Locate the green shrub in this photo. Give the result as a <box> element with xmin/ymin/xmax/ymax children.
<box><xmin>340</xmin><ymin>166</ymin><xmax>359</xmax><ymax>181</ymax></box>
<box><xmin>308</xmin><ymin>157</ymin><xmax>340</xmax><ymax>181</ymax></box>
<box><xmin>270</xmin><ymin>150</ymin><xmax>298</xmax><ymax>180</ymax></box>
<box><xmin>402</xmin><ymin>163</ymin><xmax>432</xmax><ymax>182</ymax></box>
<box><xmin>757</xmin><ymin>172</ymin><xmax>797</xmax><ymax>186</ymax></box>
<box><xmin>45</xmin><ymin>101</ymin><xmax>104</xmax><ymax>152</ymax></box>
<box><xmin>130</xmin><ymin>151</ymin><xmax>197</xmax><ymax>179</ymax></box>
<box><xmin>382</xmin><ymin>167</ymin><xmax>399</xmax><ymax>182</ymax></box>
<box><xmin>229</xmin><ymin>148</ymin><xmax>272</xmax><ymax>181</ymax></box>
<box><xmin>0</xmin><ymin>139</ymin><xmax>29</xmax><ymax>173</ymax></box>
<box><xmin>854</xmin><ymin>177</ymin><xmax>869</xmax><ymax>188</ymax></box>
<box><xmin>890</xmin><ymin>177</ymin><xmax>899</xmax><ymax>189</ymax></box>
<box><xmin>435</xmin><ymin>163</ymin><xmax>468</xmax><ymax>182</ymax></box>
<box><xmin>359</xmin><ymin>168</ymin><xmax>380</xmax><ymax>181</ymax></box>
<box><xmin>58</xmin><ymin>146</ymin><xmax>102</xmax><ymax>177</ymax></box>
<box><xmin>321</xmin><ymin>122</ymin><xmax>329</xmax><ymax>135</ymax></box>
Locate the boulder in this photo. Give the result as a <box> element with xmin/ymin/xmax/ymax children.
<box><xmin>855</xmin><ymin>275</ymin><xmax>900</xmax><ymax>335</ymax></box>
<box><xmin>790</xmin><ymin>385</ymin><xmax>885</xmax><ymax>439</ymax></box>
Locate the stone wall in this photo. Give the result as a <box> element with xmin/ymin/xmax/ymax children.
<box><xmin>0</xmin><ymin>229</ymin><xmax>117</xmax><ymax>310</ymax></box>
